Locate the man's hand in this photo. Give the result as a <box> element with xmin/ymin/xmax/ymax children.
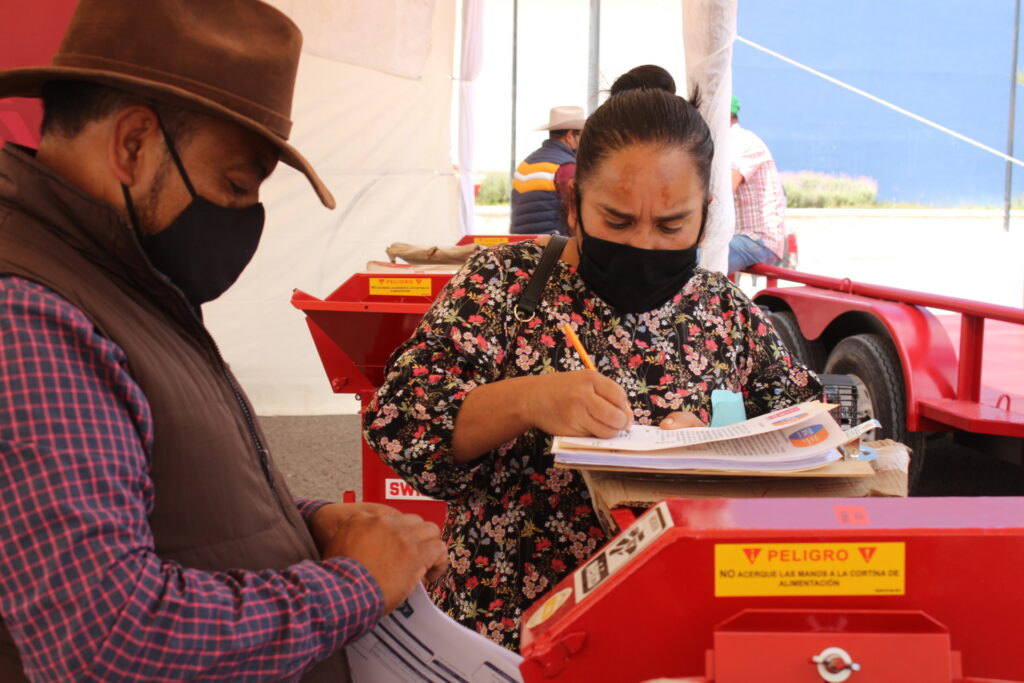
<box><xmin>659</xmin><ymin>411</ymin><xmax>705</xmax><ymax>429</ymax></box>
<box><xmin>523</xmin><ymin>370</ymin><xmax>633</xmax><ymax>439</ymax></box>
<box><xmin>324</xmin><ymin>513</ymin><xmax>448</xmax><ymax>614</ymax></box>
<box><xmin>309</xmin><ymin>502</ymin><xmax>401</xmax><ymax>555</ymax></box>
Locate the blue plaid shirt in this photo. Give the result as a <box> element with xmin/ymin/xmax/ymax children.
<box><xmin>0</xmin><ymin>275</ymin><xmax>383</xmax><ymax>681</ymax></box>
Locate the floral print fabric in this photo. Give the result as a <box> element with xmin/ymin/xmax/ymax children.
<box><xmin>364</xmin><ymin>241</ymin><xmax>821</xmax><ymax>649</ymax></box>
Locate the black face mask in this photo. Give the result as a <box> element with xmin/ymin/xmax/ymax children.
<box><xmin>576</xmin><ymin>196</ymin><xmax>705</xmax><ymax>313</ymax></box>
<box><xmin>123</xmin><ymin>124</ymin><xmax>265</xmax><ymax>309</ymax></box>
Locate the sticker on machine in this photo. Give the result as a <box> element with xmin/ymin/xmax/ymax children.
<box><xmin>714</xmin><ymin>542</ymin><xmax>905</xmax><ymax>597</ymax></box>
<box><xmin>369</xmin><ymin>277</ymin><xmax>431</xmax><ymax>296</ymax></box>
<box><xmin>385</xmin><ymin>478</ymin><xmax>436</xmax><ymax>500</ymax></box>
<box><xmin>525</xmin><ymin>588</ymin><xmax>573</xmax><ymax>629</ymax></box>
<box><xmin>573</xmin><ymin>501</ymin><xmax>674</xmax><ymax>601</ymax></box>
<box><xmin>473</xmin><ymin>236</ymin><xmax>509</xmax><ymax>246</ymax></box>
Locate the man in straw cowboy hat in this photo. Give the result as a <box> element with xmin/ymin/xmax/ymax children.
<box><xmin>0</xmin><ymin>1</ymin><xmax>446</xmax><ymax>680</ymax></box>
<box><xmin>510</xmin><ymin>105</ymin><xmax>586</xmax><ymax>235</ymax></box>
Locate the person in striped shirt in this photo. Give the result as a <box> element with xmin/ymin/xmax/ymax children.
<box><xmin>729</xmin><ymin>94</ymin><xmax>788</xmax><ymax>274</ymax></box>
<box><xmin>510</xmin><ymin>106</ymin><xmax>585</xmax><ymax>235</ymax></box>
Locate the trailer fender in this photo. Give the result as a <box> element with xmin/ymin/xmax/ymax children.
<box><xmin>755</xmin><ymin>287</ymin><xmax>957</xmax><ymax>432</ymax></box>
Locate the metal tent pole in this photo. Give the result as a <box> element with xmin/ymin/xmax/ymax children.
<box><xmin>587</xmin><ymin>0</ymin><xmax>601</xmax><ymax>113</ymax></box>
<box><xmin>1004</xmin><ymin>0</ymin><xmax>1021</xmax><ymax>232</ymax></box>
<box><xmin>510</xmin><ymin>0</ymin><xmax>519</xmax><ymax>184</ymax></box>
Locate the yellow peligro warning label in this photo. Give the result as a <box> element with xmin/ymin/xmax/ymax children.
<box><xmin>714</xmin><ymin>542</ymin><xmax>905</xmax><ymax>597</ymax></box>
<box><xmin>474</xmin><ymin>236</ymin><xmax>509</xmax><ymax>246</ymax></box>
<box><xmin>368</xmin><ymin>277</ymin><xmax>431</xmax><ymax>296</ymax></box>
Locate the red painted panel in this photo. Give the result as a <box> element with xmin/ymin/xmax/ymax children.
<box><xmin>918</xmin><ymin>398</ymin><xmax>1024</xmax><ymax>438</ymax></box>
<box><xmin>1</xmin><ymin>2</ymin><xmax>78</xmax><ymax>68</ymax></box>
<box><xmin>0</xmin><ymin>1</ymin><xmax>77</xmax><ymax>146</ymax></box>
<box><xmin>937</xmin><ymin>315</ymin><xmax>1024</xmax><ymax>411</ymax></box>
<box><xmin>521</xmin><ymin>497</ymin><xmax>1024</xmax><ymax>682</ymax></box>
<box><xmin>714</xmin><ymin>610</ymin><xmax>955</xmax><ymax>682</ymax></box>
<box><xmin>292</xmin><ymin>277</ymin><xmax>456</xmax><ymax>528</ymax></box>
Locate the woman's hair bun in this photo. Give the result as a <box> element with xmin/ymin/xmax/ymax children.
<box><xmin>609</xmin><ymin>65</ymin><xmax>676</xmax><ymax>96</ymax></box>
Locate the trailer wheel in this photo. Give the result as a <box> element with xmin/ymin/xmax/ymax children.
<box><xmin>824</xmin><ymin>333</ymin><xmax>927</xmax><ymax>493</ymax></box>
<box><xmin>767</xmin><ymin>310</ymin><xmax>826</xmax><ymax>373</ymax></box>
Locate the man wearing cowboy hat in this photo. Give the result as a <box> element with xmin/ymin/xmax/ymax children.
<box><xmin>510</xmin><ymin>105</ymin><xmax>586</xmax><ymax>235</ymax></box>
<box><xmin>0</xmin><ymin>1</ymin><xmax>446</xmax><ymax>681</ymax></box>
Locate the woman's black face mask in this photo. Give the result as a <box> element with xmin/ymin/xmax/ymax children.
<box><xmin>123</xmin><ymin>122</ymin><xmax>265</xmax><ymax>309</ymax></box>
<box><xmin>575</xmin><ymin>194</ymin><xmax>706</xmax><ymax>313</ymax></box>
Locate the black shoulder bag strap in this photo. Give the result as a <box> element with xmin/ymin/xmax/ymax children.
<box><xmin>514</xmin><ymin>234</ymin><xmax>569</xmax><ymax>322</ymax></box>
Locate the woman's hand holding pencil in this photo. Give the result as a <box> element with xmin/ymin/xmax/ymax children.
<box><xmin>506</xmin><ymin>322</ymin><xmax>633</xmax><ymax>439</ymax></box>
<box><xmin>453</xmin><ymin>327</ymin><xmax>631</xmax><ymax>459</ymax></box>
<box><xmin>523</xmin><ymin>370</ymin><xmax>632</xmax><ymax>438</ymax></box>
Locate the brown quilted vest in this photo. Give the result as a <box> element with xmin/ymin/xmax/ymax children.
<box><xmin>0</xmin><ymin>145</ymin><xmax>348</xmax><ymax>681</ymax></box>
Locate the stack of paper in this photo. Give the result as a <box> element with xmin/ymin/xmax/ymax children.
<box><xmin>553</xmin><ymin>402</ymin><xmax>854</xmax><ymax>475</ymax></box>
<box><xmin>347</xmin><ymin>584</ymin><xmax>523</xmax><ymax>682</ymax></box>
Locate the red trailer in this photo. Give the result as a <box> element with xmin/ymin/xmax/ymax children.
<box><xmin>749</xmin><ymin>264</ymin><xmax>1024</xmax><ymax>491</ymax></box>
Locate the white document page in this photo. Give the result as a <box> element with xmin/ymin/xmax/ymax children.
<box><xmin>555</xmin><ymin>401</ymin><xmax>835</xmax><ymax>452</ymax></box>
<box><xmin>347</xmin><ymin>584</ymin><xmax>523</xmax><ymax>682</ymax></box>
<box><xmin>553</xmin><ymin>408</ymin><xmax>848</xmax><ymax>472</ymax></box>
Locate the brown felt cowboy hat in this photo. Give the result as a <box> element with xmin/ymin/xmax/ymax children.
<box><xmin>0</xmin><ymin>0</ymin><xmax>335</xmax><ymax>208</ymax></box>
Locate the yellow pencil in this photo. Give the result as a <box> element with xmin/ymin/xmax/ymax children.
<box><xmin>562</xmin><ymin>322</ymin><xmax>596</xmax><ymax>371</ymax></box>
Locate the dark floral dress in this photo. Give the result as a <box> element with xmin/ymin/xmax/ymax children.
<box><xmin>363</xmin><ymin>241</ymin><xmax>821</xmax><ymax>650</ymax></box>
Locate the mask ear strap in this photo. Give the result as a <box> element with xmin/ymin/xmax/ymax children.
<box><xmin>157</xmin><ymin>119</ymin><xmax>197</xmax><ymax>199</ymax></box>
<box><xmin>121</xmin><ymin>183</ymin><xmax>142</xmax><ymax>236</ymax></box>
<box><xmin>574</xmin><ymin>190</ymin><xmax>587</xmax><ymax>238</ymax></box>
<box><xmin>697</xmin><ymin>199</ymin><xmax>709</xmax><ymax>244</ymax></box>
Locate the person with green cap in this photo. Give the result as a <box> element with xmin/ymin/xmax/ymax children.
<box><xmin>729</xmin><ymin>94</ymin><xmax>788</xmax><ymax>274</ymax></box>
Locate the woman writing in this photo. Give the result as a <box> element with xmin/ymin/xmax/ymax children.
<box><xmin>364</xmin><ymin>73</ymin><xmax>821</xmax><ymax>649</ymax></box>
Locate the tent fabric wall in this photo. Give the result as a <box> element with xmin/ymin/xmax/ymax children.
<box><xmin>458</xmin><ymin>0</ymin><xmax>485</xmax><ymax>234</ymax></box>
<box><xmin>683</xmin><ymin>0</ymin><xmax>737</xmax><ymax>275</ymax></box>
<box><xmin>274</xmin><ymin>0</ymin><xmax>438</xmax><ymax>79</ymax></box>
<box><xmin>203</xmin><ymin>0</ymin><xmax>459</xmax><ymax>416</ymax></box>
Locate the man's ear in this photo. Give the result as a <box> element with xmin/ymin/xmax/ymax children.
<box><xmin>108</xmin><ymin>105</ymin><xmax>162</xmax><ymax>187</ymax></box>
<box><xmin>566</xmin><ymin>178</ymin><xmax>579</xmax><ymax>231</ymax></box>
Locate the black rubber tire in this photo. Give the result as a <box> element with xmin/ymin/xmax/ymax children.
<box><xmin>824</xmin><ymin>333</ymin><xmax>928</xmax><ymax>493</ymax></box>
<box><xmin>767</xmin><ymin>310</ymin><xmax>826</xmax><ymax>373</ymax></box>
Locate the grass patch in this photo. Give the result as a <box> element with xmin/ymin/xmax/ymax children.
<box><xmin>782</xmin><ymin>171</ymin><xmax>878</xmax><ymax>208</ymax></box>
<box><xmin>475</xmin><ymin>171</ymin><xmax>510</xmax><ymax>206</ymax></box>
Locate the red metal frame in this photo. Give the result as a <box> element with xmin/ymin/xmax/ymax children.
<box><xmin>750</xmin><ymin>264</ymin><xmax>1024</xmax><ymax>438</ymax></box>
<box><xmin>292</xmin><ymin>276</ymin><xmax>451</xmax><ymax>526</ymax></box>
<box><xmin>292</xmin><ymin>273</ymin><xmax>452</xmax><ymax>388</ymax></box>
<box><xmin>292</xmin><ymin>238</ymin><xmax>538</xmax><ymax>525</ymax></box>
<box><xmin>710</xmin><ymin>609</ymin><xmax>959</xmax><ymax>682</ymax></box>
<box><xmin>520</xmin><ymin>497</ymin><xmax>1024</xmax><ymax>682</ymax></box>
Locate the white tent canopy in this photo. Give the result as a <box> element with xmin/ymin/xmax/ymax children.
<box><xmin>685</xmin><ymin>0</ymin><xmax>737</xmax><ymax>275</ymax></box>
<box><xmin>204</xmin><ymin>0</ymin><xmax>734</xmax><ymax>415</ymax></box>
<box><xmin>204</xmin><ymin>0</ymin><xmax>460</xmax><ymax>415</ymax></box>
